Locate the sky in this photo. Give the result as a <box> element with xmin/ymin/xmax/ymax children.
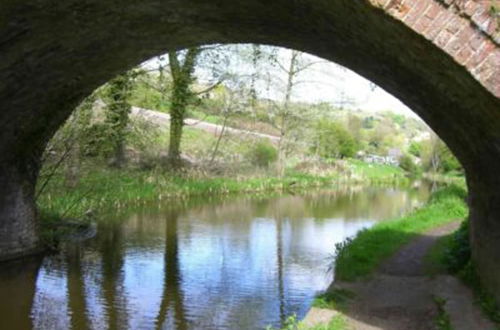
<box><xmin>276</xmin><ymin>51</ymin><xmax>418</xmax><ymax>118</ymax></box>
<box><xmin>143</xmin><ymin>46</ymin><xmax>418</xmax><ymax>119</ymax></box>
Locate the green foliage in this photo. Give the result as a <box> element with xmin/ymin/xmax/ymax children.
<box><xmin>39</xmin><ymin>210</ymin><xmax>67</xmax><ymax>250</ymax></box>
<box><xmin>347</xmin><ymin>159</ymin><xmax>407</xmax><ymax>184</ymax></box>
<box><xmin>313</xmin><ymin>120</ymin><xmax>358</xmax><ymax>159</ymax></box>
<box><xmin>408</xmin><ymin>141</ymin><xmax>422</xmax><ymax>157</ymax></box>
<box><xmin>308</xmin><ymin>316</ymin><xmax>347</xmax><ymax>330</ymax></box>
<box><xmin>442</xmin><ymin>220</ymin><xmax>471</xmax><ymax>273</ymax></box>
<box><xmin>433</xmin><ymin>296</ymin><xmax>452</xmax><ymax>330</ymax></box>
<box><xmin>399</xmin><ymin>153</ymin><xmax>418</xmax><ymax>175</ymax></box>
<box><xmin>424</xmin><ymin>233</ymin><xmax>454</xmax><ymax>275</ymax></box>
<box><xmin>266</xmin><ymin>313</ymin><xmax>347</xmax><ymax>330</ymax></box>
<box><xmin>440</xmin><ymin>149</ymin><xmax>462</xmax><ymax>173</ymax></box>
<box><xmin>102</xmin><ymin>71</ymin><xmax>136</xmax><ymax>163</ymax></box>
<box><xmin>421</xmin><ymin>137</ymin><xmax>462</xmax><ymax>174</ymax></box>
<box><xmin>37</xmin><ymin>168</ymin><xmax>338</xmax><ymax>220</ymax></box>
<box><xmin>248</xmin><ymin>141</ymin><xmax>278</xmax><ymax>167</ymax></box>
<box><xmin>129</xmin><ymin>78</ymin><xmax>171</xmax><ymax>112</ymax></box>
<box><xmin>313</xmin><ymin>289</ymin><xmax>355</xmax><ymax>312</ymax></box>
<box><xmin>362</xmin><ymin>116</ymin><xmax>375</xmax><ymax>129</ymax></box>
<box><xmin>384</xmin><ymin>112</ymin><xmax>406</xmax><ymax>127</ymax></box>
<box><xmin>168</xmin><ymin>48</ymin><xmax>202</xmax><ymax>163</ymax></box>
<box><xmin>334</xmin><ymin>185</ymin><xmax>467</xmax><ymax>281</ymax></box>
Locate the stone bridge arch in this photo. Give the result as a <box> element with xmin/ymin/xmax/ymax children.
<box><xmin>1</xmin><ymin>0</ymin><xmax>499</xmax><ymax>300</ymax></box>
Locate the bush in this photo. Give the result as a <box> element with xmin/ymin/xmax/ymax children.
<box><xmin>399</xmin><ymin>154</ymin><xmax>418</xmax><ymax>175</ymax></box>
<box><xmin>247</xmin><ymin>141</ymin><xmax>278</xmax><ymax>167</ymax></box>
<box><xmin>313</xmin><ymin>120</ymin><xmax>358</xmax><ymax>159</ymax></box>
<box><xmin>443</xmin><ymin>220</ymin><xmax>471</xmax><ymax>273</ymax></box>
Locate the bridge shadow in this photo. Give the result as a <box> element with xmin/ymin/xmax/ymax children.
<box><xmin>0</xmin><ymin>255</ymin><xmax>43</xmax><ymax>329</ymax></box>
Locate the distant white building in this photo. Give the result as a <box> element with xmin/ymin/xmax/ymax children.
<box><xmin>362</xmin><ymin>148</ymin><xmax>402</xmax><ymax>166</ymax></box>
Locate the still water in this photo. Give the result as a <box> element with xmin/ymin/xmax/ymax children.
<box><xmin>0</xmin><ymin>185</ymin><xmax>430</xmax><ymax>330</ymax></box>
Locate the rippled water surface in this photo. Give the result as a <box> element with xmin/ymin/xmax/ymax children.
<box><xmin>0</xmin><ymin>185</ymin><xmax>431</xmax><ymax>329</ymax></box>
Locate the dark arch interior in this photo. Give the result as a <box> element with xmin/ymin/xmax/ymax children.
<box><xmin>0</xmin><ymin>0</ymin><xmax>499</xmax><ymax>301</ymax></box>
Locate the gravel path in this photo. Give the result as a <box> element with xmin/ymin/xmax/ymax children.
<box><xmin>304</xmin><ymin>221</ymin><xmax>497</xmax><ymax>330</ymax></box>
<box><xmin>130</xmin><ymin>106</ymin><xmax>280</xmax><ymax>144</ymax></box>
<box><xmin>378</xmin><ymin>222</ymin><xmax>461</xmax><ymax>276</ymax></box>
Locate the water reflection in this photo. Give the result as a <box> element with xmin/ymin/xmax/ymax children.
<box><xmin>0</xmin><ymin>256</ymin><xmax>42</xmax><ymax>329</ymax></box>
<box><xmin>0</xmin><ymin>185</ymin><xmax>431</xmax><ymax>329</ymax></box>
<box><xmin>67</xmin><ymin>244</ymin><xmax>90</xmax><ymax>330</ymax></box>
<box><xmin>156</xmin><ymin>209</ymin><xmax>187</xmax><ymax>330</ymax></box>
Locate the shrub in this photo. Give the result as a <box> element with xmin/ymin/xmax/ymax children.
<box><xmin>247</xmin><ymin>141</ymin><xmax>278</xmax><ymax>167</ymax></box>
<box><xmin>442</xmin><ymin>220</ymin><xmax>471</xmax><ymax>273</ymax></box>
<box><xmin>313</xmin><ymin>120</ymin><xmax>358</xmax><ymax>159</ymax></box>
<box><xmin>399</xmin><ymin>154</ymin><xmax>418</xmax><ymax>175</ymax></box>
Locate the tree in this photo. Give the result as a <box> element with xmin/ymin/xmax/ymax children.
<box><xmin>421</xmin><ymin>134</ymin><xmax>462</xmax><ymax>173</ymax></box>
<box><xmin>408</xmin><ymin>141</ymin><xmax>422</xmax><ymax>158</ymax></box>
<box><xmin>163</xmin><ymin>45</ymin><xmax>235</xmax><ymax>167</ymax></box>
<box><xmin>208</xmin><ymin>78</ymin><xmax>251</xmax><ymax>165</ymax></box>
<box><xmin>167</xmin><ymin>48</ymin><xmax>201</xmax><ymax>167</ymax></box>
<box><xmin>104</xmin><ymin>71</ymin><xmax>136</xmax><ymax>167</ymax></box>
<box><xmin>313</xmin><ymin>120</ymin><xmax>358</xmax><ymax>159</ymax></box>
<box><xmin>399</xmin><ymin>153</ymin><xmax>418</xmax><ymax>175</ymax></box>
<box><xmin>64</xmin><ymin>94</ymin><xmax>95</xmax><ymax>187</ymax></box>
<box><xmin>261</xmin><ymin>49</ymin><xmax>322</xmax><ymax>176</ymax></box>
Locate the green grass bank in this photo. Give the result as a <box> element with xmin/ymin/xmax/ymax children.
<box><xmin>37</xmin><ymin>159</ymin><xmax>409</xmax><ymax>221</ymax></box>
<box><xmin>334</xmin><ymin>184</ymin><xmax>468</xmax><ymax>281</ymax></box>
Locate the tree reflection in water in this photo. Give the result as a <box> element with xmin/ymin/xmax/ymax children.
<box><xmin>156</xmin><ymin>208</ymin><xmax>187</xmax><ymax>330</ymax></box>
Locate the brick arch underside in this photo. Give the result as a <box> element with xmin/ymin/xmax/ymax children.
<box><xmin>0</xmin><ymin>0</ymin><xmax>499</xmax><ymax>301</ymax></box>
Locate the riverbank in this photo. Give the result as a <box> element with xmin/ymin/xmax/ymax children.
<box><xmin>37</xmin><ymin>159</ymin><xmax>409</xmax><ymax>221</ymax></box>
<box><xmin>334</xmin><ymin>184</ymin><xmax>467</xmax><ymax>281</ymax></box>
<box><xmin>300</xmin><ymin>184</ymin><xmax>499</xmax><ymax>329</ymax></box>
<box><xmin>37</xmin><ymin>160</ymin><xmax>411</xmax><ymax>255</ymax></box>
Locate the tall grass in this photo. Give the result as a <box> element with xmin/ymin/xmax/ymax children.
<box><xmin>37</xmin><ymin>169</ymin><xmax>341</xmax><ymax>220</ymax></box>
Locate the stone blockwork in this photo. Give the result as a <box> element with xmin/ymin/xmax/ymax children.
<box><xmin>0</xmin><ymin>0</ymin><xmax>499</xmax><ymax>302</ymax></box>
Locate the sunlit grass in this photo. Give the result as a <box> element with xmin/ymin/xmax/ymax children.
<box><xmin>334</xmin><ymin>185</ymin><xmax>467</xmax><ymax>281</ymax></box>
<box><xmin>346</xmin><ymin>158</ymin><xmax>408</xmax><ymax>184</ymax></box>
<box><xmin>37</xmin><ymin>169</ymin><xmax>341</xmax><ymax>220</ymax></box>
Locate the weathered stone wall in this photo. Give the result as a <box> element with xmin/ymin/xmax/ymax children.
<box><xmin>0</xmin><ymin>163</ymin><xmax>40</xmax><ymax>261</ymax></box>
<box><xmin>0</xmin><ymin>0</ymin><xmax>499</xmax><ymax>301</ymax></box>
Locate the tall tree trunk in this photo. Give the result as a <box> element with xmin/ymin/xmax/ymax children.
<box><xmin>113</xmin><ymin>139</ymin><xmax>126</xmax><ymax>168</ymax></box>
<box><xmin>167</xmin><ymin>48</ymin><xmax>200</xmax><ymax>168</ymax></box>
<box><xmin>155</xmin><ymin>209</ymin><xmax>187</xmax><ymax>330</ymax></box>
<box><xmin>105</xmin><ymin>73</ymin><xmax>133</xmax><ymax>169</ymax></box>
<box><xmin>167</xmin><ymin>85</ymin><xmax>187</xmax><ymax>167</ymax></box>
<box><xmin>277</xmin><ymin>51</ymin><xmax>298</xmax><ymax>178</ymax></box>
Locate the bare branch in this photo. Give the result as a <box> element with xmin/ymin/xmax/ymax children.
<box><xmin>292</xmin><ymin>60</ymin><xmax>325</xmax><ymax>75</ymax></box>
<box><xmin>194</xmin><ymin>77</ymin><xmax>225</xmax><ymax>96</ymax></box>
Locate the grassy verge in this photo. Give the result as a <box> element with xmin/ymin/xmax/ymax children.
<box><xmin>38</xmin><ymin>159</ymin><xmax>409</xmax><ymax>221</ymax></box>
<box><xmin>334</xmin><ymin>184</ymin><xmax>467</xmax><ymax>281</ymax></box>
<box><xmin>346</xmin><ymin>159</ymin><xmax>409</xmax><ymax>184</ymax></box>
<box><xmin>36</xmin><ymin>159</ymin><xmax>411</xmax><ymax>250</ymax></box>
<box><xmin>313</xmin><ymin>289</ymin><xmax>356</xmax><ymax>312</ymax></box>
<box><xmin>267</xmin><ymin>314</ymin><xmax>348</xmax><ymax>330</ymax></box>
<box><xmin>433</xmin><ymin>296</ymin><xmax>452</xmax><ymax>330</ymax></box>
<box><xmin>37</xmin><ymin>170</ymin><xmax>341</xmax><ymax>220</ymax></box>
<box><xmin>424</xmin><ymin>234</ymin><xmax>454</xmax><ymax>275</ymax></box>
